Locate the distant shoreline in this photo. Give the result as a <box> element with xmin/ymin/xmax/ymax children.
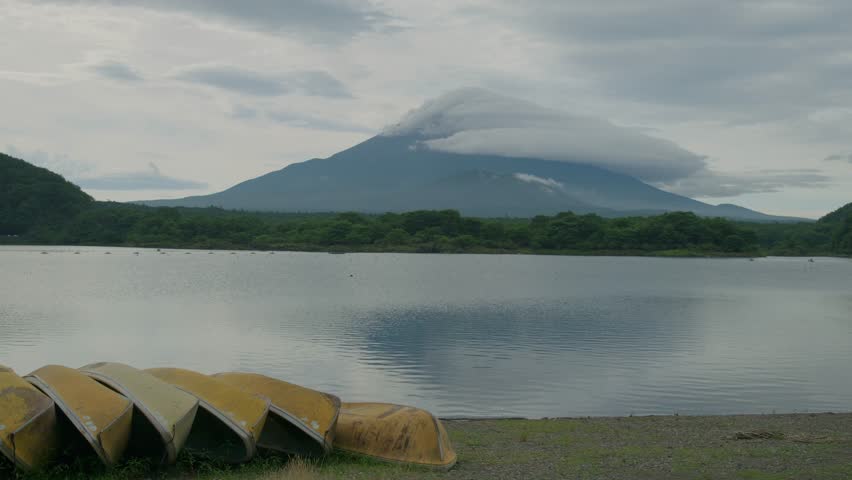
<box><xmin>4</xmin><ymin>242</ymin><xmax>850</xmax><ymax>260</ymax></box>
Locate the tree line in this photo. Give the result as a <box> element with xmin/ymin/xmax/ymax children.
<box><xmin>9</xmin><ymin>203</ymin><xmax>847</xmax><ymax>256</ymax></box>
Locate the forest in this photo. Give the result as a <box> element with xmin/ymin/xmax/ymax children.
<box><xmin>4</xmin><ymin>202</ymin><xmax>849</xmax><ymax>257</ymax></box>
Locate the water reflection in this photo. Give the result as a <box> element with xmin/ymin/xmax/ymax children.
<box><xmin>1</xmin><ymin>247</ymin><xmax>850</xmax><ymax>417</ymax></box>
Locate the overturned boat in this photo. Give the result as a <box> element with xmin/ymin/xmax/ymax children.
<box><xmin>81</xmin><ymin>362</ymin><xmax>199</xmax><ymax>464</ymax></box>
<box><xmin>25</xmin><ymin>365</ymin><xmax>133</xmax><ymax>466</ymax></box>
<box><xmin>0</xmin><ymin>365</ymin><xmax>59</xmax><ymax>471</ymax></box>
<box><xmin>145</xmin><ymin>368</ymin><xmax>269</xmax><ymax>463</ymax></box>
<box><xmin>334</xmin><ymin>402</ymin><xmax>457</xmax><ymax>470</ymax></box>
<box><xmin>215</xmin><ymin>372</ymin><xmax>340</xmax><ymax>456</ymax></box>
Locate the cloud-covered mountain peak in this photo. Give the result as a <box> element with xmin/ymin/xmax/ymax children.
<box><xmin>381</xmin><ymin>88</ymin><xmax>707</xmax><ymax>182</ymax></box>
<box><xmin>382</xmin><ymin>87</ymin><xmax>546</xmax><ymax>138</ymax></box>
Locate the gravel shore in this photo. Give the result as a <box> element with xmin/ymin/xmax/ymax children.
<box><xmin>8</xmin><ymin>413</ymin><xmax>851</xmax><ymax>480</ymax></box>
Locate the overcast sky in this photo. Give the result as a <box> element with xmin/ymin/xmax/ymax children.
<box><xmin>2</xmin><ymin>0</ymin><xmax>851</xmax><ymax>218</ymax></box>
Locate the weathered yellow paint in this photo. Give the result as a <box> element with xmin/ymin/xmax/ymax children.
<box><xmin>145</xmin><ymin>368</ymin><xmax>269</xmax><ymax>462</ymax></box>
<box><xmin>334</xmin><ymin>402</ymin><xmax>457</xmax><ymax>470</ymax></box>
<box><xmin>25</xmin><ymin>365</ymin><xmax>133</xmax><ymax>466</ymax></box>
<box><xmin>215</xmin><ymin>372</ymin><xmax>340</xmax><ymax>454</ymax></box>
<box><xmin>0</xmin><ymin>365</ymin><xmax>59</xmax><ymax>470</ymax></box>
<box><xmin>81</xmin><ymin>363</ymin><xmax>199</xmax><ymax>464</ymax></box>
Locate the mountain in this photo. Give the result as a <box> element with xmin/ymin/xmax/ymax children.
<box><xmin>143</xmin><ymin>89</ymin><xmax>805</xmax><ymax>222</ymax></box>
<box><xmin>0</xmin><ymin>152</ymin><xmax>93</xmax><ymax>235</ymax></box>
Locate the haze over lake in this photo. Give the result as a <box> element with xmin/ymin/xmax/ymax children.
<box><xmin>1</xmin><ymin>247</ymin><xmax>850</xmax><ymax>418</ymax></box>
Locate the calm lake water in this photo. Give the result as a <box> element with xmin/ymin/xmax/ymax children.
<box><xmin>1</xmin><ymin>246</ymin><xmax>850</xmax><ymax>418</ymax></box>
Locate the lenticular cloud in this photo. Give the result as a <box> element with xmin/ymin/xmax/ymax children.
<box><xmin>382</xmin><ymin>87</ymin><xmax>706</xmax><ymax>183</ymax></box>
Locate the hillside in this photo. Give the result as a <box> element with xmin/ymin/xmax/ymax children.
<box><xmin>820</xmin><ymin>202</ymin><xmax>852</xmax><ymax>253</ymax></box>
<box><xmin>0</xmin><ymin>152</ymin><xmax>93</xmax><ymax>235</ymax></box>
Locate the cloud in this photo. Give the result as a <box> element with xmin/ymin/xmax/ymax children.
<box><xmin>173</xmin><ymin>65</ymin><xmax>350</xmax><ymax>98</ymax></box>
<box><xmin>88</xmin><ymin>60</ymin><xmax>143</xmax><ymax>82</ymax></box>
<box><xmin>77</xmin><ymin>162</ymin><xmax>207</xmax><ymax>190</ymax></box>
<box><xmin>659</xmin><ymin>169</ymin><xmax>832</xmax><ymax>198</ymax></box>
<box><xmin>32</xmin><ymin>0</ymin><xmax>395</xmax><ymax>40</ymax></box>
<box><xmin>229</xmin><ymin>105</ymin><xmax>373</xmax><ymax>134</ymax></box>
<box><xmin>0</xmin><ymin>70</ymin><xmax>67</xmax><ymax>86</ymax></box>
<box><xmin>825</xmin><ymin>153</ymin><xmax>852</xmax><ymax>163</ymax></box>
<box><xmin>473</xmin><ymin>1</ymin><xmax>852</xmax><ymax>123</ymax></box>
<box><xmin>383</xmin><ymin>87</ymin><xmax>707</xmax><ymax>182</ymax></box>
<box><xmin>513</xmin><ymin>173</ymin><xmax>564</xmax><ymax>190</ymax></box>
<box><xmin>266</xmin><ymin>110</ymin><xmax>373</xmax><ymax>134</ymax></box>
<box><xmin>5</xmin><ymin>145</ymin><xmax>95</xmax><ymax>179</ymax></box>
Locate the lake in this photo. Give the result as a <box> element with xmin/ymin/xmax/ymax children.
<box><xmin>1</xmin><ymin>246</ymin><xmax>850</xmax><ymax>418</ymax></box>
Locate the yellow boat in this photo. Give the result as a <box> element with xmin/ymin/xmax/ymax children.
<box><xmin>81</xmin><ymin>362</ymin><xmax>199</xmax><ymax>464</ymax></box>
<box><xmin>214</xmin><ymin>372</ymin><xmax>340</xmax><ymax>456</ymax></box>
<box><xmin>25</xmin><ymin>365</ymin><xmax>133</xmax><ymax>466</ymax></box>
<box><xmin>0</xmin><ymin>365</ymin><xmax>59</xmax><ymax>471</ymax></box>
<box><xmin>145</xmin><ymin>368</ymin><xmax>269</xmax><ymax>463</ymax></box>
<box><xmin>334</xmin><ymin>402</ymin><xmax>457</xmax><ymax>470</ymax></box>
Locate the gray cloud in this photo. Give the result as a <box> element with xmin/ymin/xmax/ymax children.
<box><xmin>825</xmin><ymin>153</ymin><xmax>852</xmax><ymax>163</ymax></box>
<box><xmin>32</xmin><ymin>0</ymin><xmax>394</xmax><ymax>40</ymax></box>
<box><xmin>266</xmin><ymin>110</ymin><xmax>373</xmax><ymax>134</ymax></box>
<box><xmin>77</xmin><ymin>162</ymin><xmax>207</xmax><ymax>190</ymax></box>
<box><xmin>383</xmin><ymin>87</ymin><xmax>707</xmax><ymax>182</ymax></box>
<box><xmin>476</xmin><ymin>1</ymin><xmax>852</xmax><ymax>123</ymax></box>
<box><xmin>174</xmin><ymin>65</ymin><xmax>350</xmax><ymax>98</ymax></box>
<box><xmin>89</xmin><ymin>60</ymin><xmax>143</xmax><ymax>82</ymax></box>
<box><xmin>660</xmin><ymin>169</ymin><xmax>832</xmax><ymax>198</ymax></box>
<box><xmin>231</xmin><ymin>105</ymin><xmax>373</xmax><ymax>134</ymax></box>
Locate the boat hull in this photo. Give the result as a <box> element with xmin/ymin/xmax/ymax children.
<box><xmin>145</xmin><ymin>368</ymin><xmax>269</xmax><ymax>463</ymax></box>
<box><xmin>0</xmin><ymin>366</ymin><xmax>59</xmax><ymax>470</ymax></box>
<box><xmin>334</xmin><ymin>402</ymin><xmax>457</xmax><ymax>470</ymax></box>
<box><xmin>215</xmin><ymin>372</ymin><xmax>340</xmax><ymax>456</ymax></box>
<box><xmin>25</xmin><ymin>365</ymin><xmax>133</xmax><ymax>466</ymax></box>
<box><xmin>81</xmin><ymin>362</ymin><xmax>199</xmax><ymax>464</ymax></box>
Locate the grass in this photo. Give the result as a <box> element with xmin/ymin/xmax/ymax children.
<box><xmin>5</xmin><ymin>413</ymin><xmax>851</xmax><ymax>480</ymax></box>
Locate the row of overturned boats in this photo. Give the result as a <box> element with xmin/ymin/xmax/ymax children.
<box><xmin>0</xmin><ymin>363</ymin><xmax>457</xmax><ymax>472</ymax></box>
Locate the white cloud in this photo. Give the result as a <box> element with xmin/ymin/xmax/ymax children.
<box><xmin>77</xmin><ymin>162</ymin><xmax>207</xmax><ymax>190</ymax></box>
<box><xmin>384</xmin><ymin>88</ymin><xmax>707</xmax><ymax>182</ymax></box>
<box><xmin>513</xmin><ymin>173</ymin><xmax>564</xmax><ymax>190</ymax></box>
<box><xmin>5</xmin><ymin>145</ymin><xmax>95</xmax><ymax>179</ymax></box>
<box><xmin>660</xmin><ymin>169</ymin><xmax>831</xmax><ymax>198</ymax></box>
<box><xmin>172</xmin><ymin>65</ymin><xmax>351</xmax><ymax>98</ymax></box>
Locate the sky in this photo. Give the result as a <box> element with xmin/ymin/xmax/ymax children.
<box><xmin>1</xmin><ymin>0</ymin><xmax>851</xmax><ymax>218</ymax></box>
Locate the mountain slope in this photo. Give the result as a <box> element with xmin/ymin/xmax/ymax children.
<box><xmin>144</xmin><ymin>134</ymin><xmax>800</xmax><ymax>221</ymax></box>
<box><xmin>0</xmin><ymin>152</ymin><xmax>93</xmax><ymax>235</ymax></box>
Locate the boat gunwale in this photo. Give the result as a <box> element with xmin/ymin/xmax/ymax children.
<box><xmin>167</xmin><ymin>383</ymin><xmax>260</xmax><ymax>463</ymax></box>
<box><xmin>0</xmin><ymin>380</ymin><xmax>56</xmax><ymax>471</ymax></box>
<box><xmin>213</xmin><ymin>372</ymin><xmax>340</xmax><ymax>452</ymax></box>
<box><xmin>24</xmin><ymin>374</ymin><xmax>133</xmax><ymax>466</ymax></box>
<box><xmin>82</xmin><ymin>369</ymin><xmax>195</xmax><ymax>464</ymax></box>
<box><xmin>267</xmin><ymin>404</ymin><xmax>332</xmax><ymax>454</ymax></box>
